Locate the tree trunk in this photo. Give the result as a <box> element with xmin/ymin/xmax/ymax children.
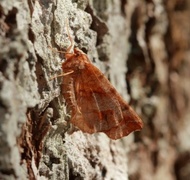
<box><xmin>0</xmin><ymin>0</ymin><xmax>190</xmax><ymax>179</ymax></box>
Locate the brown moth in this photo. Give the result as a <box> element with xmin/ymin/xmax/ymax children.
<box><xmin>61</xmin><ymin>45</ymin><xmax>143</xmax><ymax>140</ymax></box>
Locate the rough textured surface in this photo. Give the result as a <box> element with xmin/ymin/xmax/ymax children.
<box><xmin>0</xmin><ymin>0</ymin><xmax>39</xmax><ymax>179</ymax></box>
<box><xmin>0</xmin><ymin>0</ymin><xmax>190</xmax><ymax>180</ymax></box>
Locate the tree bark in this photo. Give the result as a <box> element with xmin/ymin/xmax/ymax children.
<box><xmin>0</xmin><ymin>0</ymin><xmax>190</xmax><ymax>180</ymax></box>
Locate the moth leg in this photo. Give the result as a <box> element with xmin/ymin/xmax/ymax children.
<box><xmin>50</xmin><ymin>71</ymin><xmax>74</xmax><ymax>80</ymax></box>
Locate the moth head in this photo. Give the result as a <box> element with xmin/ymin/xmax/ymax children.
<box><xmin>65</xmin><ymin>48</ymin><xmax>84</xmax><ymax>60</ymax></box>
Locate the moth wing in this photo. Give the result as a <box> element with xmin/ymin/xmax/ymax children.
<box><xmin>103</xmin><ymin>104</ymin><xmax>143</xmax><ymax>139</ymax></box>
<box><xmin>71</xmin><ymin>87</ymin><xmax>122</xmax><ymax>134</ymax></box>
<box><xmin>70</xmin><ymin>62</ymin><xmax>143</xmax><ymax>139</ymax></box>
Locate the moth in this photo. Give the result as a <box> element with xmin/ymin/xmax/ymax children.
<box><xmin>49</xmin><ymin>21</ymin><xmax>143</xmax><ymax>139</ymax></box>
<box><xmin>60</xmin><ymin>41</ymin><xmax>143</xmax><ymax>140</ymax></box>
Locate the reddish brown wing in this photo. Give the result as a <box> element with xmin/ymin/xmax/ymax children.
<box><xmin>62</xmin><ymin>50</ymin><xmax>143</xmax><ymax>139</ymax></box>
<box><xmin>72</xmin><ymin>66</ymin><xmax>124</xmax><ymax>133</ymax></box>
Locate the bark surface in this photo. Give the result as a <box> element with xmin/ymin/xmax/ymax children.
<box><xmin>0</xmin><ymin>0</ymin><xmax>190</xmax><ymax>180</ymax></box>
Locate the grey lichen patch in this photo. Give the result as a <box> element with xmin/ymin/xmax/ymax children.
<box><xmin>65</xmin><ymin>132</ymin><xmax>128</xmax><ymax>179</ymax></box>
<box><xmin>32</xmin><ymin>1</ymin><xmax>54</xmax><ymax>68</ymax></box>
<box><xmin>38</xmin><ymin>124</ymin><xmax>69</xmax><ymax>180</ymax></box>
<box><xmin>0</xmin><ymin>0</ymin><xmax>39</xmax><ymax>179</ymax></box>
<box><xmin>54</xmin><ymin>0</ymin><xmax>97</xmax><ymax>54</ymax></box>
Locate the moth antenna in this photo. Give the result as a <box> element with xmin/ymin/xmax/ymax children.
<box><xmin>48</xmin><ymin>46</ymin><xmax>73</xmax><ymax>55</ymax></box>
<box><xmin>65</xmin><ymin>18</ymin><xmax>74</xmax><ymax>53</ymax></box>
